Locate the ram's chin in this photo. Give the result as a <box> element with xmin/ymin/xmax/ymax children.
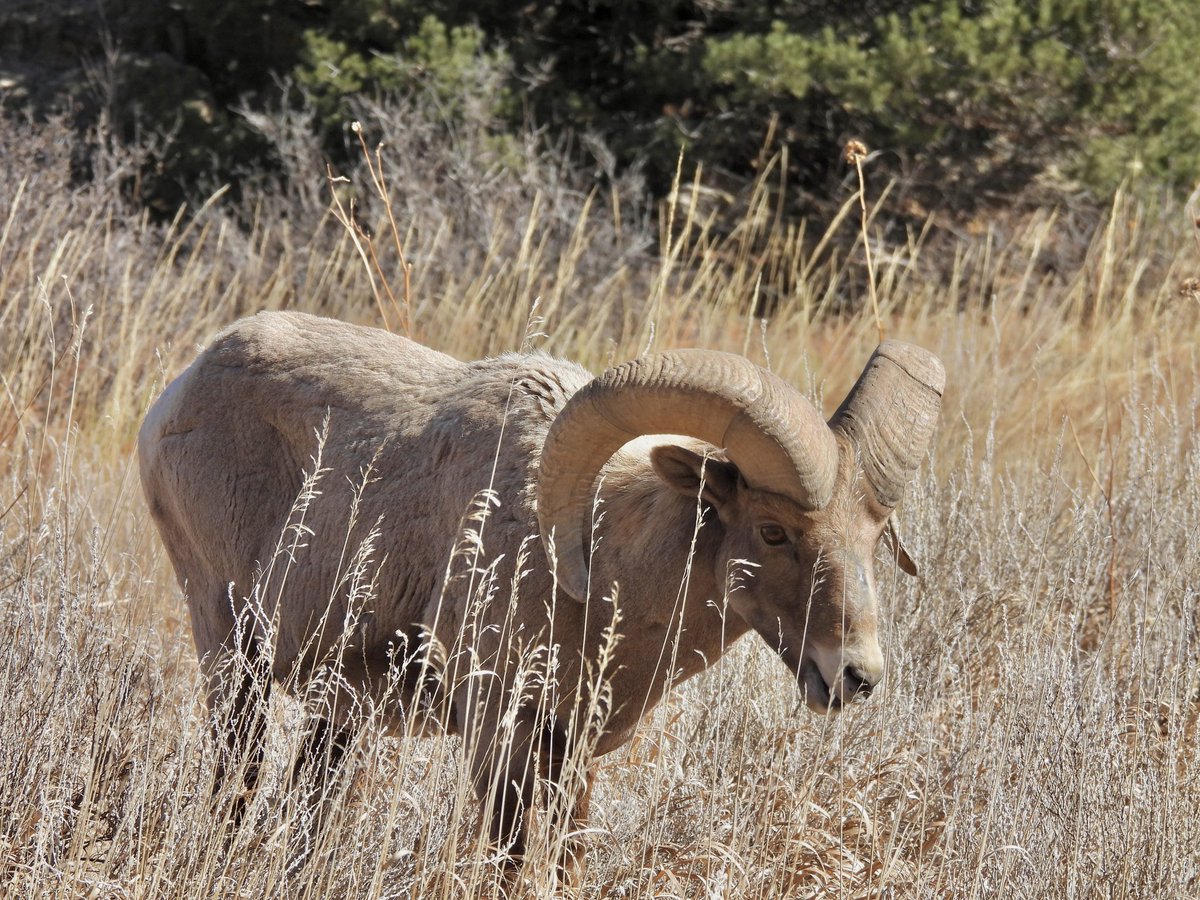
<box><xmin>797</xmin><ymin>657</ymin><xmax>841</xmax><ymax>714</ymax></box>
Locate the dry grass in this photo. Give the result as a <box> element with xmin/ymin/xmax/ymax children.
<box><xmin>2</xmin><ymin>111</ymin><xmax>1199</xmax><ymax>898</ymax></box>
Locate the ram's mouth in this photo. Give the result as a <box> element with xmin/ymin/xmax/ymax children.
<box><xmin>797</xmin><ymin>656</ymin><xmax>841</xmax><ymax>714</ymax></box>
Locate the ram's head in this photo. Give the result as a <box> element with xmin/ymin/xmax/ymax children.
<box><xmin>538</xmin><ymin>342</ymin><xmax>945</xmax><ymax>712</ymax></box>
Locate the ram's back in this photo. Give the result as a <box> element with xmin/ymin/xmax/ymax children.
<box><xmin>139</xmin><ymin>311</ymin><xmax>591</xmax><ymax>673</ymax></box>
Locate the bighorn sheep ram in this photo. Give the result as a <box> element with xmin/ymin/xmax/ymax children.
<box><xmin>139</xmin><ymin>310</ymin><xmax>943</xmax><ymax>869</ymax></box>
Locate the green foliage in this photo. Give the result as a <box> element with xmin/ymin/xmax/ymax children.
<box><xmin>702</xmin><ymin>0</ymin><xmax>1200</xmax><ymax>201</ymax></box>
<box><xmin>293</xmin><ymin>14</ymin><xmax>513</xmax><ymax>147</ymax></box>
<box><xmin>4</xmin><ymin>0</ymin><xmax>1198</xmax><ymax>213</ymax></box>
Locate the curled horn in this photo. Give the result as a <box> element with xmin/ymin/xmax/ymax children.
<box><xmin>829</xmin><ymin>341</ymin><xmax>945</xmax><ymax>508</ymax></box>
<box><xmin>537</xmin><ymin>350</ymin><xmax>838</xmax><ymax>601</ymax></box>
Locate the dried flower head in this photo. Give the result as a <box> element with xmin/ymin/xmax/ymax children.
<box><xmin>844</xmin><ymin>139</ymin><xmax>869</xmax><ymax>166</ymax></box>
<box><xmin>1179</xmin><ymin>278</ymin><xmax>1200</xmax><ymax>301</ymax></box>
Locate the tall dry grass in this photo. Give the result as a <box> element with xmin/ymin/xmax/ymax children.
<box><xmin>2</xmin><ymin>111</ymin><xmax>1199</xmax><ymax>898</ymax></box>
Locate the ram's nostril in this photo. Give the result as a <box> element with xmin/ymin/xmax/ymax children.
<box><xmin>843</xmin><ymin>664</ymin><xmax>877</xmax><ymax>699</ymax></box>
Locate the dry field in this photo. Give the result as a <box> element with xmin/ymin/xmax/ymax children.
<box><xmin>2</xmin><ymin>115</ymin><xmax>1199</xmax><ymax>898</ymax></box>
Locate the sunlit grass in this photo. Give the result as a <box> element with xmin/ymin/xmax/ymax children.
<box><xmin>2</xmin><ymin>113</ymin><xmax>1198</xmax><ymax>897</ymax></box>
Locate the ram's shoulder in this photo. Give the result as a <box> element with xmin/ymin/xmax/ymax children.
<box><xmin>474</xmin><ymin>351</ymin><xmax>593</xmax><ymax>416</ymax></box>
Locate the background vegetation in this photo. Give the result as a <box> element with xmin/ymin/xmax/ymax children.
<box><xmin>4</xmin><ymin>0</ymin><xmax>1198</xmax><ymax>214</ymax></box>
<box><xmin>3</xmin><ymin>65</ymin><xmax>1200</xmax><ymax>894</ymax></box>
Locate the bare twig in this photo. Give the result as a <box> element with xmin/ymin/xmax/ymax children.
<box><xmin>352</xmin><ymin>122</ymin><xmax>413</xmax><ymax>336</ymax></box>
<box><xmin>325</xmin><ymin>164</ymin><xmax>391</xmax><ymax>331</ymax></box>
<box><xmin>846</xmin><ymin>139</ymin><xmax>884</xmax><ymax>343</ymax></box>
<box><xmin>1068</xmin><ymin>413</ymin><xmax>1120</xmax><ymax>620</ymax></box>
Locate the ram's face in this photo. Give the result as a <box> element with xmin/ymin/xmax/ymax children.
<box><xmin>652</xmin><ymin>440</ymin><xmax>914</xmax><ymax>713</ymax></box>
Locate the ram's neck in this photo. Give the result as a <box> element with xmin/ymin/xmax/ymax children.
<box><xmin>585</xmin><ymin>444</ymin><xmax>753</xmax><ymax>748</ymax></box>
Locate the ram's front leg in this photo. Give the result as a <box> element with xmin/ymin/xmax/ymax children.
<box><xmin>468</xmin><ymin>712</ymin><xmax>594</xmax><ymax>886</ymax></box>
<box><xmin>469</xmin><ymin>716</ymin><xmax>539</xmax><ymax>867</ymax></box>
<box><xmin>547</xmin><ymin>762</ymin><xmax>594</xmax><ymax>887</ymax></box>
<box><xmin>536</xmin><ymin>715</ymin><xmax>595</xmax><ymax>886</ymax></box>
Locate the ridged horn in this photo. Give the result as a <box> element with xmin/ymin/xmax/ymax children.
<box><xmin>537</xmin><ymin>350</ymin><xmax>838</xmax><ymax>601</ymax></box>
<box><xmin>829</xmin><ymin>341</ymin><xmax>945</xmax><ymax>508</ymax></box>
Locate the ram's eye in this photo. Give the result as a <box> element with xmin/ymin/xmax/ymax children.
<box><xmin>759</xmin><ymin>524</ymin><xmax>788</xmax><ymax>546</ymax></box>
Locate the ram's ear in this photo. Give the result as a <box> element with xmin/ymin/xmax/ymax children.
<box><xmin>650</xmin><ymin>444</ymin><xmax>740</xmax><ymax>513</ymax></box>
<box><xmin>883</xmin><ymin>517</ymin><xmax>919</xmax><ymax>577</ymax></box>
